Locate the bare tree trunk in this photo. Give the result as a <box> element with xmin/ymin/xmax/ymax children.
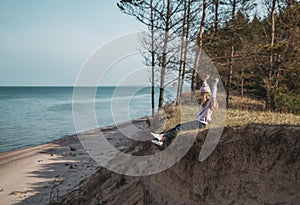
<box><xmin>226</xmin><ymin>40</ymin><xmax>234</xmax><ymax>108</ymax></box>
<box><xmin>176</xmin><ymin>0</ymin><xmax>187</xmax><ymax>103</ymax></box>
<box><xmin>241</xmin><ymin>66</ymin><xmax>244</xmax><ymax>98</ymax></box>
<box><xmin>192</xmin><ymin>0</ymin><xmax>207</xmax><ymax>92</ymax></box>
<box><xmin>179</xmin><ymin>0</ymin><xmax>191</xmax><ymax>99</ymax></box>
<box><xmin>191</xmin><ymin>70</ymin><xmax>196</xmax><ymax>91</ymax></box>
<box><xmin>214</xmin><ymin>0</ymin><xmax>219</xmax><ymax>32</ymax></box>
<box><xmin>275</xmin><ymin>53</ymin><xmax>281</xmax><ymax>89</ymax></box>
<box><xmin>266</xmin><ymin>0</ymin><xmax>276</xmax><ymax>110</ymax></box>
<box><xmin>226</xmin><ymin>0</ymin><xmax>236</xmax><ymax>108</ymax></box>
<box><xmin>150</xmin><ymin>0</ymin><xmax>155</xmax><ymax>116</ymax></box>
<box><xmin>158</xmin><ymin>0</ymin><xmax>171</xmax><ymax>108</ymax></box>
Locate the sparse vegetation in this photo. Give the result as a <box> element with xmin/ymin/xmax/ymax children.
<box><xmin>156</xmin><ymin>94</ymin><xmax>300</xmax><ymax>133</ymax></box>
<box><xmin>225</xmin><ymin>109</ymin><xmax>300</xmax><ymax>127</ymax></box>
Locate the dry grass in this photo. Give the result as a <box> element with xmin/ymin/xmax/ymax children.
<box><xmin>158</xmin><ymin>95</ymin><xmax>300</xmax><ymax>131</ymax></box>
<box><xmin>228</xmin><ymin>95</ymin><xmax>265</xmax><ymax>111</ymax></box>
<box><xmin>225</xmin><ymin>109</ymin><xmax>300</xmax><ymax>126</ymax></box>
<box><xmin>226</xmin><ymin>95</ymin><xmax>300</xmax><ymax>126</ymax></box>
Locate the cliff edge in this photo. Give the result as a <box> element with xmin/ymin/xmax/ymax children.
<box><xmin>56</xmin><ymin>124</ymin><xmax>300</xmax><ymax>205</ymax></box>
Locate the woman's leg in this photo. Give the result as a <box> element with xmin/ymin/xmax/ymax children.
<box><xmin>163</xmin><ymin>120</ymin><xmax>205</xmax><ymax>141</ymax></box>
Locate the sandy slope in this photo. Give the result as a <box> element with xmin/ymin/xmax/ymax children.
<box><xmin>0</xmin><ymin>119</ymin><xmax>149</xmax><ymax>205</ymax></box>
<box><xmin>57</xmin><ymin>124</ymin><xmax>300</xmax><ymax>205</ymax></box>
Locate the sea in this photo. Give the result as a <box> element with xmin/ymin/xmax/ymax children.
<box><xmin>0</xmin><ymin>86</ymin><xmax>177</xmax><ymax>153</ymax></box>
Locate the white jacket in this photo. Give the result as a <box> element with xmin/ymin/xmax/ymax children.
<box><xmin>195</xmin><ymin>81</ymin><xmax>218</xmax><ymax>124</ymax></box>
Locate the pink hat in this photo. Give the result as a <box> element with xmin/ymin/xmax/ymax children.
<box><xmin>200</xmin><ymin>85</ymin><xmax>211</xmax><ymax>93</ymax></box>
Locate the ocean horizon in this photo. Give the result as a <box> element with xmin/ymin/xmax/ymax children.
<box><xmin>0</xmin><ymin>86</ymin><xmax>177</xmax><ymax>153</ymax></box>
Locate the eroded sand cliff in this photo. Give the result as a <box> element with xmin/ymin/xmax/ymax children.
<box><xmin>57</xmin><ymin>124</ymin><xmax>300</xmax><ymax>205</ymax></box>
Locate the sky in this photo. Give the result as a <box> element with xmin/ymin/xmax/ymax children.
<box><xmin>0</xmin><ymin>0</ymin><xmax>266</xmax><ymax>86</ymax></box>
<box><xmin>0</xmin><ymin>0</ymin><xmax>148</xmax><ymax>86</ymax></box>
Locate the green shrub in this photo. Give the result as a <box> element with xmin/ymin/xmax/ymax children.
<box><xmin>273</xmin><ymin>87</ymin><xmax>300</xmax><ymax>115</ymax></box>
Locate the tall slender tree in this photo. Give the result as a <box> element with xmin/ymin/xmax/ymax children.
<box><xmin>263</xmin><ymin>0</ymin><xmax>277</xmax><ymax>110</ymax></box>
<box><xmin>150</xmin><ymin>0</ymin><xmax>155</xmax><ymax>116</ymax></box>
<box><xmin>192</xmin><ymin>0</ymin><xmax>208</xmax><ymax>92</ymax></box>
<box><xmin>158</xmin><ymin>0</ymin><xmax>171</xmax><ymax>108</ymax></box>
<box><xmin>176</xmin><ymin>0</ymin><xmax>187</xmax><ymax>103</ymax></box>
<box><xmin>226</xmin><ymin>0</ymin><xmax>236</xmax><ymax>108</ymax></box>
<box><xmin>118</xmin><ymin>0</ymin><xmax>300</xmax><ymax>114</ymax></box>
<box><xmin>214</xmin><ymin>0</ymin><xmax>219</xmax><ymax>32</ymax></box>
<box><xmin>118</xmin><ymin>0</ymin><xmax>158</xmax><ymax>115</ymax></box>
<box><xmin>178</xmin><ymin>0</ymin><xmax>195</xmax><ymax>100</ymax></box>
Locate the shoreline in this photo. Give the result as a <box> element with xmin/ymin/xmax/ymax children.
<box><xmin>0</xmin><ymin>116</ymin><xmax>150</xmax><ymax>155</ymax></box>
<box><xmin>0</xmin><ymin>117</ymin><xmax>149</xmax><ymax>205</ymax></box>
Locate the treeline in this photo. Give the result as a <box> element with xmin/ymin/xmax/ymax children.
<box><xmin>117</xmin><ymin>0</ymin><xmax>300</xmax><ymax>115</ymax></box>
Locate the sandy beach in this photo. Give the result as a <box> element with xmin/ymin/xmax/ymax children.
<box><xmin>0</xmin><ymin>118</ymin><xmax>149</xmax><ymax>205</ymax></box>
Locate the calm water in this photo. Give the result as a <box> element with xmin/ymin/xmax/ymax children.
<box><xmin>0</xmin><ymin>86</ymin><xmax>177</xmax><ymax>153</ymax></box>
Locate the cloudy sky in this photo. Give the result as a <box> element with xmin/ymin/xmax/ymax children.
<box><xmin>0</xmin><ymin>0</ymin><xmax>148</xmax><ymax>86</ymax></box>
